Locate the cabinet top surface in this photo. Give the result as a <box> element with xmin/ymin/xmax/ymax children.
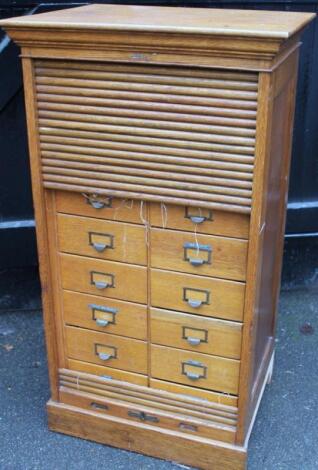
<box><xmin>0</xmin><ymin>4</ymin><xmax>315</xmax><ymax>39</ymax></box>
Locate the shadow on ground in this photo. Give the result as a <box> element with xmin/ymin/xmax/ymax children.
<box><xmin>0</xmin><ymin>288</ymin><xmax>317</xmax><ymax>470</ymax></box>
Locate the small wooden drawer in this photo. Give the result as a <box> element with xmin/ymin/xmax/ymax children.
<box><xmin>63</xmin><ymin>291</ymin><xmax>147</xmax><ymax>340</ymax></box>
<box><xmin>150</xmin><ymin>203</ymin><xmax>250</xmax><ymax>239</ymax></box>
<box><xmin>55</xmin><ymin>190</ymin><xmax>144</xmax><ymax>224</ymax></box>
<box><xmin>57</xmin><ymin>214</ymin><xmax>147</xmax><ymax>265</ymax></box>
<box><xmin>151</xmin><ymin>269</ymin><xmax>245</xmax><ymax>321</ymax></box>
<box><xmin>60</xmin><ymin>253</ymin><xmax>147</xmax><ymax>304</ymax></box>
<box><xmin>150</xmin><ymin>308</ymin><xmax>242</xmax><ymax>359</ymax></box>
<box><xmin>151</xmin><ymin>345</ymin><xmax>239</xmax><ymax>395</ymax></box>
<box><xmin>65</xmin><ymin>326</ymin><xmax>148</xmax><ymax>374</ymax></box>
<box><xmin>67</xmin><ymin>359</ymin><xmax>148</xmax><ymax>386</ymax></box>
<box><xmin>151</xmin><ymin>228</ymin><xmax>247</xmax><ymax>281</ymax></box>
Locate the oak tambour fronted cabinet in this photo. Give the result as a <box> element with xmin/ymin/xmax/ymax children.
<box><xmin>1</xmin><ymin>5</ymin><xmax>314</xmax><ymax>468</ymax></box>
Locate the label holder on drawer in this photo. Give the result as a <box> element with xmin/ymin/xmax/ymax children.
<box><xmin>182</xmin><ymin>360</ymin><xmax>207</xmax><ymax>381</ymax></box>
<box><xmin>95</xmin><ymin>343</ymin><xmax>117</xmax><ymax>362</ymax></box>
<box><xmin>89</xmin><ymin>303</ymin><xmax>118</xmax><ymax>327</ymax></box>
<box><xmin>183</xmin><ymin>242</ymin><xmax>212</xmax><ymax>266</ymax></box>
<box><xmin>182</xmin><ymin>326</ymin><xmax>208</xmax><ymax>346</ymax></box>
<box><xmin>90</xmin><ymin>271</ymin><xmax>115</xmax><ymax>290</ymax></box>
<box><xmin>184</xmin><ymin>207</ymin><xmax>213</xmax><ymax>225</ymax></box>
<box><xmin>183</xmin><ymin>287</ymin><xmax>210</xmax><ymax>309</ymax></box>
<box><xmin>84</xmin><ymin>193</ymin><xmax>113</xmax><ymax>209</ymax></box>
<box><xmin>89</xmin><ymin>231</ymin><xmax>114</xmax><ymax>253</ymax></box>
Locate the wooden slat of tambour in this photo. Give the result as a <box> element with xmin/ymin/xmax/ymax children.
<box><xmin>59</xmin><ymin>375</ymin><xmax>238</xmax><ymax>419</ymax></box>
<box><xmin>35</xmin><ymin>60</ymin><xmax>258</xmax><ymax>83</ymax></box>
<box><xmin>36</xmin><ymin>85</ymin><xmax>257</xmax><ymax>110</ymax></box>
<box><xmin>59</xmin><ymin>369</ymin><xmax>238</xmax><ymax>416</ymax></box>
<box><xmin>59</xmin><ymin>379</ymin><xmax>236</xmax><ymax>427</ymax></box>
<box><xmin>40</xmin><ymin>136</ymin><xmax>254</xmax><ymax>168</ymax></box>
<box><xmin>43</xmin><ymin>174</ymin><xmax>252</xmax><ymax>206</ymax></box>
<box><xmin>43</xmin><ymin>158</ymin><xmax>253</xmax><ymax>189</ymax></box>
<box><xmin>35</xmin><ymin>66</ymin><xmax>258</xmax><ymax>91</ymax></box>
<box><xmin>59</xmin><ymin>375</ymin><xmax>237</xmax><ymax>419</ymax></box>
<box><xmin>42</xmin><ymin>165</ymin><xmax>252</xmax><ymax>197</ymax></box>
<box><xmin>35</xmin><ymin>61</ymin><xmax>256</xmax><ymax>213</ymax></box>
<box><xmin>40</xmin><ymin>142</ymin><xmax>254</xmax><ymax>175</ymax></box>
<box><xmin>40</xmin><ymin>129</ymin><xmax>254</xmax><ymax>163</ymax></box>
<box><xmin>39</xmin><ymin>123</ymin><xmax>255</xmax><ymax>158</ymax></box>
<box><xmin>35</xmin><ymin>76</ymin><xmax>257</xmax><ymax>101</ymax></box>
<box><xmin>37</xmin><ymin>102</ymin><xmax>256</xmax><ymax>138</ymax></box>
<box><xmin>38</xmin><ymin>111</ymin><xmax>255</xmax><ymax>148</ymax></box>
<box><xmin>44</xmin><ymin>182</ymin><xmax>252</xmax><ymax>213</ymax></box>
<box><xmin>37</xmin><ymin>93</ymin><xmax>257</xmax><ymax>122</ymax></box>
<box><xmin>42</xmin><ymin>152</ymin><xmax>253</xmax><ymax>181</ymax></box>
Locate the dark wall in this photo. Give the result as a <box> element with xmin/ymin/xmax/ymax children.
<box><xmin>0</xmin><ymin>1</ymin><xmax>318</xmax><ymax>272</ymax></box>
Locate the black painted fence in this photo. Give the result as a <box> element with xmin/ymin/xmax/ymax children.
<box><xmin>0</xmin><ymin>1</ymin><xmax>317</xmax><ymax>270</ymax></box>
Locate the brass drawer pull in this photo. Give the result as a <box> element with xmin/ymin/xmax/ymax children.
<box><xmin>93</xmin><ymin>242</ymin><xmax>107</xmax><ymax>253</ymax></box>
<box><xmin>183</xmin><ymin>288</ymin><xmax>210</xmax><ymax>309</ymax></box>
<box><xmin>95</xmin><ymin>343</ymin><xmax>117</xmax><ymax>362</ymax></box>
<box><xmin>94</xmin><ymin>281</ymin><xmax>108</xmax><ymax>290</ymax></box>
<box><xmin>184</xmin><ymin>242</ymin><xmax>212</xmax><ymax>267</ymax></box>
<box><xmin>90</xmin><ymin>271</ymin><xmax>114</xmax><ymax>290</ymax></box>
<box><xmin>90</xmin><ymin>200</ymin><xmax>105</xmax><ymax>209</ymax></box>
<box><xmin>186</xmin><ymin>372</ymin><xmax>201</xmax><ymax>380</ymax></box>
<box><xmin>187</xmin><ymin>299</ymin><xmax>202</xmax><ymax>308</ymax></box>
<box><xmin>182</xmin><ymin>360</ymin><xmax>207</xmax><ymax>381</ymax></box>
<box><xmin>96</xmin><ymin>318</ymin><xmax>109</xmax><ymax>327</ymax></box>
<box><xmin>98</xmin><ymin>352</ymin><xmax>112</xmax><ymax>361</ymax></box>
<box><xmin>89</xmin><ymin>304</ymin><xmax>118</xmax><ymax>327</ymax></box>
<box><xmin>128</xmin><ymin>410</ymin><xmax>159</xmax><ymax>423</ymax></box>
<box><xmin>89</xmin><ymin>231</ymin><xmax>114</xmax><ymax>253</ymax></box>
<box><xmin>187</xmin><ymin>337</ymin><xmax>201</xmax><ymax>346</ymax></box>
<box><xmin>185</xmin><ymin>207</ymin><xmax>213</xmax><ymax>225</ymax></box>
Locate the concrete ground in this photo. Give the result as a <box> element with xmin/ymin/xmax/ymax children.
<box><xmin>0</xmin><ymin>287</ymin><xmax>317</xmax><ymax>470</ymax></box>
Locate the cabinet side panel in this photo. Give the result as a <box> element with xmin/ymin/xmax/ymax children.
<box><xmin>236</xmin><ymin>49</ymin><xmax>299</xmax><ymax>444</ymax></box>
<box><xmin>21</xmin><ymin>57</ymin><xmax>60</xmax><ymax>400</ymax></box>
<box><xmin>252</xmin><ymin>55</ymin><xmax>299</xmax><ymax>394</ymax></box>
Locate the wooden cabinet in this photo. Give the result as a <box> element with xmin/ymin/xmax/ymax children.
<box><xmin>1</xmin><ymin>5</ymin><xmax>314</xmax><ymax>469</ymax></box>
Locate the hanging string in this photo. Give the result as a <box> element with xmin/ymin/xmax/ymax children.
<box><xmin>139</xmin><ymin>200</ymin><xmax>150</xmax><ymax>246</ymax></box>
<box><xmin>124</xmin><ymin>199</ymin><xmax>134</xmax><ymax>209</ymax></box>
<box><xmin>112</xmin><ymin>198</ymin><xmax>133</xmax><ymax>220</ymax></box>
<box><xmin>160</xmin><ymin>202</ymin><xmax>168</xmax><ymax>229</ymax></box>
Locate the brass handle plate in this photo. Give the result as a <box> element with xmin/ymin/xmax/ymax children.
<box><xmin>90</xmin><ymin>271</ymin><xmax>114</xmax><ymax>290</ymax></box>
<box><xmin>95</xmin><ymin>343</ymin><xmax>117</xmax><ymax>362</ymax></box>
<box><xmin>182</xmin><ymin>360</ymin><xmax>207</xmax><ymax>381</ymax></box>
<box><xmin>89</xmin><ymin>231</ymin><xmax>114</xmax><ymax>253</ymax></box>
<box><xmin>89</xmin><ymin>303</ymin><xmax>118</xmax><ymax>327</ymax></box>
<box><xmin>182</xmin><ymin>326</ymin><xmax>208</xmax><ymax>346</ymax></box>
<box><xmin>85</xmin><ymin>193</ymin><xmax>112</xmax><ymax>209</ymax></box>
<box><xmin>183</xmin><ymin>242</ymin><xmax>212</xmax><ymax>267</ymax></box>
<box><xmin>183</xmin><ymin>287</ymin><xmax>210</xmax><ymax>309</ymax></box>
<box><xmin>184</xmin><ymin>207</ymin><xmax>213</xmax><ymax>225</ymax></box>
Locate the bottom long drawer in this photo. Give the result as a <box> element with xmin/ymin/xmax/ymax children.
<box><xmin>65</xmin><ymin>326</ymin><xmax>148</xmax><ymax>374</ymax></box>
<box><xmin>151</xmin><ymin>345</ymin><xmax>240</xmax><ymax>395</ymax></box>
<box><xmin>59</xmin><ymin>369</ymin><xmax>238</xmax><ymax>444</ymax></box>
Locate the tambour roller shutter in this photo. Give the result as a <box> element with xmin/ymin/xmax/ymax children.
<box><xmin>35</xmin><ymin>60</ymin><xmax>258</xmax><ymax>214</ymax></box>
